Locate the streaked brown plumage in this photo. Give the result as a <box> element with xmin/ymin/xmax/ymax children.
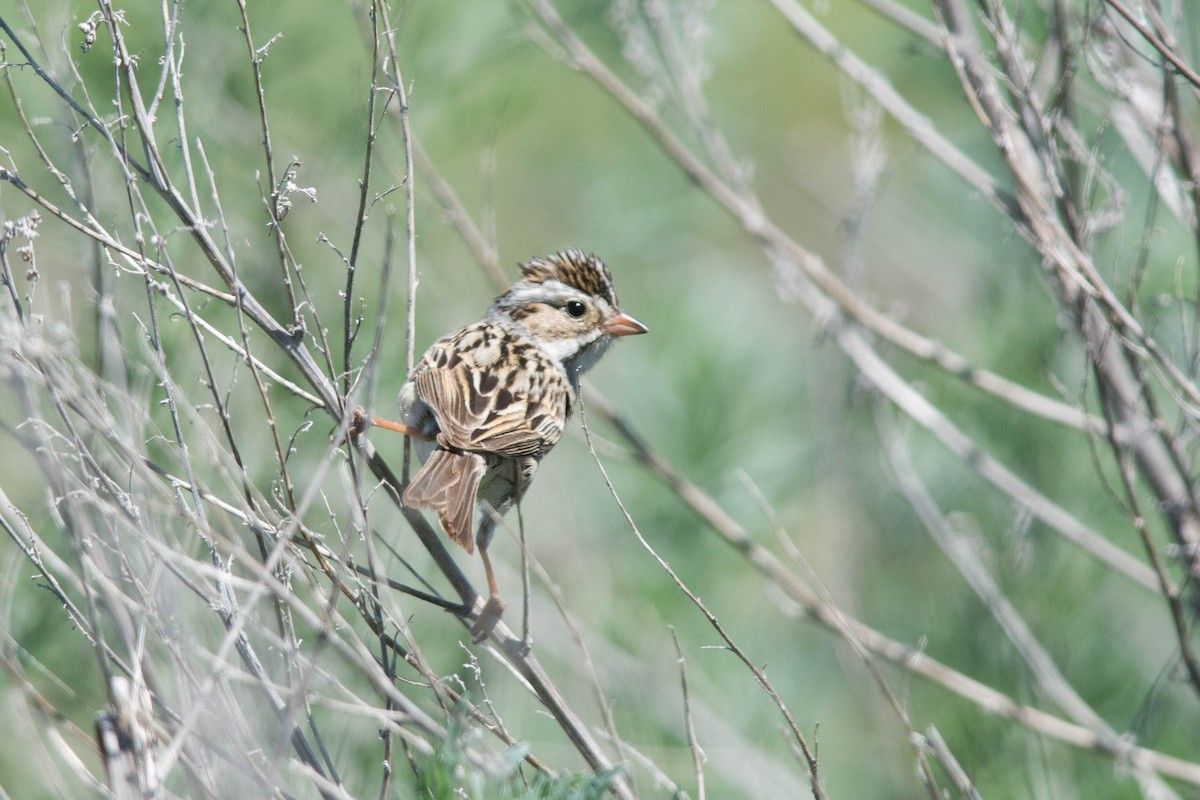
<box><xmin>381</xmin><ymin>250</ymin><xmax>647</xmax><ymax>636</ymax></box>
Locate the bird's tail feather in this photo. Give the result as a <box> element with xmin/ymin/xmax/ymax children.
<box><xmin>402</xmin><ymin>448</ymin><xmax>485</xmax><ymax>553</ymax></box>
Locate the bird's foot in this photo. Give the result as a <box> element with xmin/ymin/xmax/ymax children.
<box><xmin>470</xmin><ymin>594</ymin><xmax>507</xmax><ymax>643</ymax></box>
<box><xmin>348</xmin><ymin>405</ymin><xmax>370</xmax><ymax>441</ymax></box>
<box><xmin>329</xmin><ymin>405</ymin><xmax>370</xmax><ymax>447</ymax></box>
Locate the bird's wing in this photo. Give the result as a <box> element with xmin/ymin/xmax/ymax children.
<box><xmin>413</xmin><ymin>323</ymin><xmax>568</xmax><ymax>459</ymax></box>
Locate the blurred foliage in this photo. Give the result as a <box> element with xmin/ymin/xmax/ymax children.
<box><xmin>414</xmin><ymin>713</ymin><xmax>624</xmax><ymax>800</ymax></box>
<box><xmin>2</xmin><ymin>0</ymin><xmax>1200</xmax><ymax>798</ymax></box>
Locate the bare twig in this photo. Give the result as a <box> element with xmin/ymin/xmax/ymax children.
<box><xmin>1101</xmin><ymin>0</ymin><xmax>1200</xmax><ymax>91</ymax></box>
<box><xmin>579</xmin><ymin>398</ymin><xmax>827</xmax><ymax>800</ymax></box>
<box><xmin>670</xmin><ymin>626</ymin><xmax>706</xmax><ymax>800</ymax></box>
<box><xmin>925</xmin><ymin>726</ymin><xmax>983</xmax><ymax>800</ymax></box>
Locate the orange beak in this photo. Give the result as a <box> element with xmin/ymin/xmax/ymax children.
<box><xmin>602</xmin><ymin>311</ymin><xmax>649</xmax><ymax>336</ymax></box>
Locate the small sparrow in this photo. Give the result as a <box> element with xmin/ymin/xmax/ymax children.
<box><xmin>374</xmin><ymin>250</ymin><xmax>647</xmax><ymax>636</ymax></box>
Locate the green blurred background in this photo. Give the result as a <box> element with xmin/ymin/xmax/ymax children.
<box><xmin>2</xmin><ymin>1</ymin><xmax>1197</xmax><ymax>798</ymax></box>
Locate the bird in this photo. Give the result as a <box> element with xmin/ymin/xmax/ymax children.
<box><xmin>371</xmin><ymin>250</ymin><xmax>647</xmax><ymax>637</ymax></box>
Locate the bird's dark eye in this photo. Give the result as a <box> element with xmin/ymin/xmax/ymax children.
<box><xmin>565</xmin><ymin>300</ymin><xmax>587</xmax><ymax>318</ymax></box>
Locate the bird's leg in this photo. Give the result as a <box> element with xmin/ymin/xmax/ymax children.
<box><xmin>342</xmin><ymin>405</ymin><xmax>432</xmax><ymax>441</ymax></box>
<box><xmin>470</xmin><ymin>545</ymin><xmax>507</xmax><ymax>642</ymax></box>
<box><xmin>369</xmin><ymin>415</ymin><xmax>430</xmax><ymax>438</ymax></box>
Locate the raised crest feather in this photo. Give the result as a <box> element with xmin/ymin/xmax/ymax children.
<box><xmin>518</xmin><ymin>249</ymin><xmax>620</xmax><ymax>308</ymax></box>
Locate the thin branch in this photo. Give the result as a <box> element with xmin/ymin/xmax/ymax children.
<box><xmin>670</xmin><ymin>627</ymin><xmax>706</xmax><ymax>800</ymax></box>
<box><xmin>925</xmin><ymin>726</ymin><xmax>984</xmax><ymax>800</ymax></box>
<box><xmin>579</xmin><ymin>392</ymin><xmax>1200</xmax><ymax>785</ymax></box>
<box><xmin>233</xmin><ymin>0</ymin><xmax>300</xmax><ymax>325</ymax></box>
<box><xmin>1102</xmin><ymin>0</ymin><xmax>1200</xmax><ymax>91</ymax></box>
<box><xmin>579</xmin><ymin>398</ymin><xmax>827</xmax><ymax>800</ymax></box>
